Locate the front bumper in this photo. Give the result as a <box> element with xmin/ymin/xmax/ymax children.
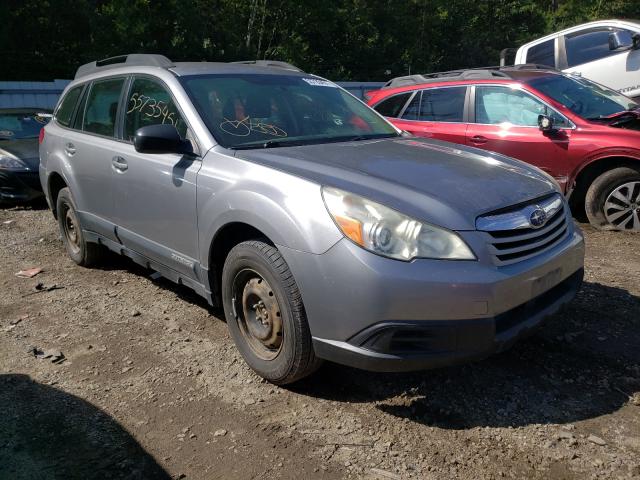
<box><xmin>0</xmin><ymin>170</ymin><xmax>43</xmax><ymax>203</ymax></box>
<box><xmin>278</xmin><ymin>227</ymin><xmax>585</xmax><ymax>372</ymax></box>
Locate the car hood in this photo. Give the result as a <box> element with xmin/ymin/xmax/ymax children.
<box><xmin>0</xmin><ymin>138</ymin><xmax>40</xmax><ymax>170</ymax></box>
<box><xmin>235</xmin><ymin>137</ymin><xmax>557</xmax><ymax>230</ymax></box>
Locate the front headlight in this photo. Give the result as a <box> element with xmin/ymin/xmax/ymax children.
<box><xmin>322</xmin><ymin>187</ymin><xmax>475</xmax><ymax>261</ymax></box>
<box><xmin>0</xmin><ymin>153</ymin><xmax>28</xmax><ymax>170</ymax></box>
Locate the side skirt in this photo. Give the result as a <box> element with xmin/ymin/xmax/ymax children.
<box><xmin>83</xmin><ymin>230</ymin><xmax>214</xmax><ymax>306</ymax></box>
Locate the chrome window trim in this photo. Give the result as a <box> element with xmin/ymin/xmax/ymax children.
<box><xmin>472</xmin><ymin>84</ymin><xmax>576</xmax><ymax>130</ymax></box>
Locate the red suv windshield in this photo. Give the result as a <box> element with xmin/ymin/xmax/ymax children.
<box><xmin>527</xmin><ymin>74</ymin><xmax>638</xmax><ymax>120</ymax></box>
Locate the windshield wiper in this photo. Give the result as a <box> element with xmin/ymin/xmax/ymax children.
<box><xmin>232</xmin><ymin>133</ymin><xmax>400</xmax><ymax>150</ymax></box>
<box><xmin>587</xmin><ymin>109</ymin><xmax>640</xmax><ymax>121</ymax></box>
<box><xmin>232</xmin><ymin>139</ymin><xmax>306</xmax><ymax>150</ymax></box>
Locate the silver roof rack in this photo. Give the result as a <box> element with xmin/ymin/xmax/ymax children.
<box><xmin>383</xmin><ymin>64</ymin><xmax>559</xmax><ymax>89</ymax></box>
<box><xmin>231</xmin><ymin>60</ymin><xmax>303</xmax><ymax>72</ymax></box>
<box><xmin>75</xmin><ymin>54</ymin><xmax>173</xmax><ymax>79</ymax></box>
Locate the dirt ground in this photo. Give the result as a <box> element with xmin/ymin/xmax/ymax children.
<box><xmin>1</xmin><ymin>203</ymin><xmax>639</xmax><ymax>480</ymax></box>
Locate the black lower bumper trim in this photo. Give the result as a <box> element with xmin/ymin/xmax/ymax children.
<box><xmin>312</xmin><ymin>268</ymin><xmax>584</xmax><ymax>372</ymax></box>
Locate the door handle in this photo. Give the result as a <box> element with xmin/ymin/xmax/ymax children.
<box><xmin>64</xmin><ymin>142</ymin><xmax>76</xmax><ymax>156</ymax></box>
<box><xmin>470</xmin><ymin>135</ymin><xmax>488</xmax><ymax>145</ymax></box>
<box><xmin>112</xmin><ymin>156</ymin><xmax>128</xmax><ymax>172</ymax></box>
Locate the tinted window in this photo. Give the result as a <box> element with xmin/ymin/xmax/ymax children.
<box><xmin>526</xmin><ymin>39</ymin><xmax>555</xmax><ymax>67</ymax></box>
<box><xmin>565</xmin><ymin>28</ymin><xmax>627</xmax><ymax>68</ymax></box>
<box><xmin>475</xmin><ymin>86</ymin><xmax>570</xmax><ymax>127</ymax></box>
<box><xmin>0</xmin><ymin>111</ymin><xmax>50</xmax><ymax>139</ymax></box>
<box><xmin>72</xmin><ymin>87</ymin><xmax>89</xmax><ymax>130</ymax></box>
<box><xmin>55</xmin><ymin>86</ymin><xmax>83</xmax><ymax>127</ymax></box>
<box><xmin>82</xmin><ymin>78</ymin><xmax>124</xmax><ymax>137</ymax></box>
<box><xmin>401</xmin><ymin>92</ymin><xmax>420</xmax><ymax>120</ymax></box>
<box><xmin>373</xmin><ymin>92</ymin><xmax>411</xmax><ymax>118</ymax></box>
<box><xmin>182</xmin><ymin>74</ymin><xmax>398</xmax><ymax>149</ymax></box>
<box><xmin>124</xmin><ymin>77</ymin><xmax>187</xmax><ymax>141</ymax></box>
<box><xmin>418</xmin><ymin>87</ymin><xmax>466</xmax><ymax>122</ymax></box>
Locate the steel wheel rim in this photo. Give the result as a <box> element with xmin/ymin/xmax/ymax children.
<box><xmin>231</xmin><ymin>268</ymin><xmax>283</xmax><ymax>361</ymax></box>
<box><xmin>63</xmin><ymin>205</ymin><xmax>81</xmax><ymax>254</ymax></box>
<box><xmin>604</xmin><ymin>181</ymin><xmax>640</xmax><ymax>231</ymax></box>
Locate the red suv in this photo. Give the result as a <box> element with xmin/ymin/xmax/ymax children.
<box><xmin>368</xmin><ymin>67</ymin><xmax>640</xmax><ymax>231</ymax></box>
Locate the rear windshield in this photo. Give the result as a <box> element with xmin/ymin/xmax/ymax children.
<box><xmin>527</xmin><ymin>74</ymin><xmax>638</xmax><ymax>119</ymax></box>
<box><xmin>181</xmin><ymin>74</ymin><xmax>399</xmax><ymax>149</ymax></box>
<box><xmin>0</xmin><ymin>111</ymin><xmax>49</xmax><ymax>140</ymax></box>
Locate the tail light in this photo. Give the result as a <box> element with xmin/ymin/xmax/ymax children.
<box><xmin>39</xmin><ymin>127</ymin><xmax>45</xmax><ymax>145</ymax></box>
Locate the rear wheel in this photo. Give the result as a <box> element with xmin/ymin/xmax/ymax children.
<box><xmin>56</xmin><ymin>187</ymin><xmax>105</xmax><ymax>266</ymax></box>
<box><xmin>221</xmin><ymin>240</ymin><xmax>321</xmax><ymax>384</ymax></box>
<box><xmin>585</xmin><ymin>167</ymin><xmax>640</xmax><ymax>231</ymax></box>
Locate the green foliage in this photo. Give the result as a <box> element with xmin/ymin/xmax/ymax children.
<box><xmin>0</xmin><ymin>0</ymin><xmax>638</xmax><ymax>81</ymax></box>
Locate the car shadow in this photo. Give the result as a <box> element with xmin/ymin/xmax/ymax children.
<box><xmin>0</xmin><ymin>197</ymin><xmax>48</xmax><ymax>211</ymax></box>
<box><xmin>94</xmin><ymin>249</ymin><xmax>216</xmax><ymax>313</ymax></box>
<box><xmin>290</xmin><ymin>281</ymin><xmax>640</xmax><ymax>430</ymax></box>
<box><xmin>0</xmin><ymin>374</ymin><xmax>171</xmax><ymax>479</ymax></box>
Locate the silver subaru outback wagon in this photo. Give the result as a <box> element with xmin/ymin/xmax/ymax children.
<box><xmin>40</xmin><ymin>54</ymin><xmax>585</xmax><ymax>384</ymax></box>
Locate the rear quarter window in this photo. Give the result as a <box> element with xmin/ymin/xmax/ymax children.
<box><xmin>526</xmin><ymin>39</ymin><xmax>555</xmax><ymax>67</ymax></box>
<box><xmin>55</xmin><ymin>86</ymin><xmax>83</xmax><ymax>127</ymax></box>
<box><xmin>373</xmin><ymin>92</ymin><xmax>411</xmax><ymax>118</ymax></box>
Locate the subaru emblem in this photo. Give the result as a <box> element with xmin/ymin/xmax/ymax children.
<box><xmin>529</xmin><ymin>207</ymin><xmax>547</xmax><ymax>228</ymax></box>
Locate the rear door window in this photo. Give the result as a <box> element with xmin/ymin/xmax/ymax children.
<box><xmin>82</xmin><ymin>78</ymin><xmax>125</xmax><ymax>137</ymax></box>
<box><xmin>373</xmin><ymin>92</ymin><xmax>411</xmax><ymax>118</ymax></box>
<box><xmin>123</xmin><ymin>77</ymin><xmax>187</xmax><ymax>141</ymax></box>
<box><xmin>565</xmin><ymin>27</ymin><xmax>629</xmax><ymax>67</ymax></box>
<box><xmin>418</xmin><ymin>87</ymin><xmax>466</xmax><ymax>122</ymax></box>
<box><xmin>55</xmin><ymin>86</ymin><xmax>83</xmax><ymax>127</ymax></box>
<box><xmin>526</xmin><ymin>39</ymin><xmax>555</xmax><ymax>67</ymax></box>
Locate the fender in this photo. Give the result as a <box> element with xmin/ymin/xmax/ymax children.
<box><xmin>568</xmin><ymin>146</ymin><xmax>640</xmax><ymax>193</ymax></box>
<box><xmin>196</xmin><ymin>152</ymin><xmax>343</xmax><ymax>268</ymax></box>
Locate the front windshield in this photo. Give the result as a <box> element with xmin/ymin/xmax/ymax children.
<box><xmin>181</xmin><ymin>74</ymin><xmax>399</xmax><ymax>148</ymax></box>
<box><xmin>527</xmin><ymin>74</ymin><xmax>638</xmax><ymax>119</ymax></box>
<box><xmin>0</xmin><ymin>111</ymin><xmax>49</xmax><ymax>140</ymax></box>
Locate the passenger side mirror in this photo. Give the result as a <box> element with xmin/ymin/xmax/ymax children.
<box><xmin>608</xmin><ymin>31</ymin><xmax>634</xmax><ymax>51</ymax></box>
<box><xmin>133</xmin><ymin>124</ymin><xmax>193</xmax><ymax>155</ymax></box>
<box><xmin>538</xmin><ymin>114</ymin><xmax>554</xmax><ymax>132</ymax></box>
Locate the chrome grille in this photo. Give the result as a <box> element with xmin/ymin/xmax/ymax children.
<box><xmin>476</xmin><ymin>194</ymin><xmax>570</xmax><ymax>266</ymax></box>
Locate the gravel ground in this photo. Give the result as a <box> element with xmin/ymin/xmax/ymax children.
<box><xmin>1</xmin><ymin>204</ymin><xmax>639</xmax><ymax>480</ymax></box>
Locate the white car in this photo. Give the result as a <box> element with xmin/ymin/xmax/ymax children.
<box><xmin>508</xmin><ymin>19</ymin><xmax>640</xmax><ymax>100</ymax></box>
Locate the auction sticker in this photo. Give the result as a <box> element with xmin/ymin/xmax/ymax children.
<box><xmin>302</xmin><ymin>78</ymin><xmax>337</xmax><ymax>87</ymax></box>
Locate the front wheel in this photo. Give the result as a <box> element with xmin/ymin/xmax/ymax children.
<box><xmin>585</xmin><ymin>167</ymin><xmax>640</xmax><ymax>231</ymax></box>
<box><xmin>221</xmin><ymin>240</ymin><xmax>321</xmax><ymax>384</ymax></box>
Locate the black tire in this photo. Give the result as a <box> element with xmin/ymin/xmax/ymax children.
<box><xmin>221</xmin><ymin>240</ymin><xmax>322</xmax><ymax>384</ymax></box>
<box><xmin>56</xmin><ymin>187</ymin><xmax>105</xmax><ymax>266</ymax></box>
<box><xmin>585</xmin><ymin>167</ymin><xmax>640</xmax><ymax>231</ymax></box>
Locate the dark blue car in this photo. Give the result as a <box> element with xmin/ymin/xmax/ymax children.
<box><xmin>0</xmin><ymin>108</ymin><xmax>51</xmax><ymax>203</ymax></box>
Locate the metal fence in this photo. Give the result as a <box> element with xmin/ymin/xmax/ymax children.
<box><xmin>0</xmin><ymin>80</ymin><xmax>71</xmax><ymax>110</ymax></box>
<box><xmin>0</xmin><ymin>80</ymin><xmax>382</xmax><ymax>110</ymax></box>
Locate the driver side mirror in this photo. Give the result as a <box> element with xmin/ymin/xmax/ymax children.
<box><xmin>134</xmin><ymin>124</ymin><xmax>193</xmax><ymax>155</ymax></box>
<box><xmin>538</xmin><ymin>114</ymin><xmax>554</xmax><ymax>132</ymax></box>
<box><xmin>608</xmin><ymin>30</ymin><xmax>636</xmax><ymax>51</ymax></box>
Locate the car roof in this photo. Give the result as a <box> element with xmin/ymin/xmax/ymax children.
<box><xmin>520</xmin><ymin>19</ymin><xmax>640</xmax><ymax>47</ymax></box>
<box><xmin>374</xmin><ymin>67</ymin><xmax>562</xmax><ymax>98</ymax></box>
<box><xmin>168</xmin><ymin>62</ymin><xmax>307</xmax><ymax>77</ymax></box>
<box><xmin>74</xmin><ymin>54</ymin><xmax>306</xmax><ymax>80</ymax></box>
